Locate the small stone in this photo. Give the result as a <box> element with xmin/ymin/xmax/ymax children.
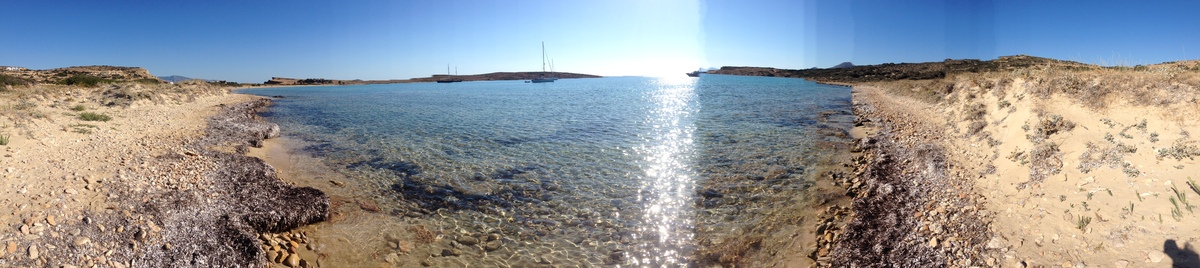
<box><xmin>818</xmin><ymin>247</ymin><xmax>830</xmax><ymax>257</ymax></box>
<box><xmin>456</xmin><ymin>236</ymin><xmax>480</xmax><ymax>246</ymax></box>
<box><xmin>441</xmin><ymin>248</ymin><xmax>461</xmax><ymax>257</ymax></box>
<box><xmin>929</xmin><ymin>238</ymin><xmax>939</xmax><ymax>248</ymax></box>
<box><xmin>384</xmin><ymin>252</ymin><xmax>401</xmax><ymax>263</ymax></box>
<box><xmin>483</xmin><ymin>241</ymin><xmax>501</xmax><ymax>252</ymax></box>
<box><xmin>74</xmin><ymin>236</ymin><xmax>91</xmax><ymax>246</ymax></box>
<box><xmin>267</xmin><ymin>251</ymin><xmax>279</xmax><ymax>263</ymax></box>
<box><xmin>299</xmin><ymin>259</ymin><xmax>310</xmax><ymax>268</ymax></box>
<box><xmin>46</xmin><ymin>215</ymin><xmax>57</xmax><ymax>226</ymax></box>
<box><xmin>398</xmin><ymin>241</ymin><xmax>414</xmax><ymax>253</ymax></box>
<box><xmin>1148</xmin><ymin>250</ymin><xmax>1167</xmax><ymax>263</ymax></box>
<box><xmin>1114</xmin><ymin>260</ymin><xmax>1129</xmax><ymax>268</ymax></box>
<box><xmin>276</xmin><ymin>251</ymin><xmax>288</xmax><ymax>263</ymax></box>
<box><xmin>487</xmin><ymin>233</ymin><xmax>501</xmax><ymax>242</ymax></box>
<box><xmin>285</xmin><ymin>253</ymin><xmax>300</xmax><ymax>267</ymax></box>
<box><xmin>28</xmin><ymin>245</ymin><xmax>38</xmax><ymax>259</ymax></box>
<box><xmin>986</xmin><ymin>237</ymin><xmax>1004</xmax><ymax>249</ymax></box>
<box><xmin>6</xmin><ymin>242</ymin><xmax>16</xmax><ymax>253</ymax></box>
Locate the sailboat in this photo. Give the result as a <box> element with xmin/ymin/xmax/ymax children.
<box><xmin>436</xmin><ymin>64</ymin><xmax>463</xmax><ymax>83</ymax></box>
<box><xmin>530</xmin><ymin>42</ymin><xmax>558</xmax><ymax>83</ymax></box>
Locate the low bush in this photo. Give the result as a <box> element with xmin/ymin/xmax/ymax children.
<box><xmin>79</xmin><ymin>112</ymin><xmax>112</xmax><ymax>122</ymax></box>
<box><xmin>61</xmin><ymin>75</ymin><xmax>114</xmax><ymax>87</ymax></box>
<box><xmin>0</xmin><ymin>74</ymin><xmax>31</xmax><ymax>87</ymax></box>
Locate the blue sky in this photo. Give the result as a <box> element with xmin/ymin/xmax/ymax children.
<box><xmin>2</xmin><ymin>0</ymin><xmax>1198</xmax><ymax>82</ymax></box>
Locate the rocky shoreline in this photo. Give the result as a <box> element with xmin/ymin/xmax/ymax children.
<box><xmin>809</xmin><ymin>91</ymin><xmax>993</xmax><ymax>266</ymax></box>
<box><xmin>0</xmin><ymin>84</ymin><xmax>329</xmax><ymax>267</ymax></box>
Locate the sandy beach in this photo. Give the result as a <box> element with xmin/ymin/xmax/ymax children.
<box><xmin>811</xmin><ymin>62</ymin><xmax>1200</xmax><ymax>267</ymax></box>
<box><xmin>0</xmin><ymin>81</ymin><xmax>327</xmax><ymax>267</ymax></box>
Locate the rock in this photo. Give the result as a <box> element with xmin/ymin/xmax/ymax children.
<box><xmin>1114</xmin><ymin>260</ymin><xmax>1129</xmax><ymax>268</ymax></box>
<box><xmin>483</xmin><ymin>241</ymin><xmax>501</xmax><ymax>251</ymax></box>
<box><xmin>266</xmin><ymin>251</ymin><xmax>279</xmax><ymax>263</ymax></box>
<box><xmin>285</xmin><ymin>253</ymin><xmax>300</xmax><ymax>267</ymax></box>
<box><xmin>6</xmin><ymin>242</ymin><xmax>15</xmax><ymax>254</ymax></box>
<box><xmin>276</xmin><ymin>251</ymin><xmax>288</xmax><ymax>263</ymax></box>
<box><xmin>398</xmin><ymin>241</ymin><xmax>414</xmax><ymax>253</ymax></box>
<box><xmin>456</xmin><ymin>236</ymin><xmax>480</xmax><ymax>246</ymax></box>
<box><xmin>701</xmin><ymin>189</ymin><xmax>722</xmax><ymax>198</ymax></box>
<box><xmin>46</xmin><ymin>215</ymin><xmax>56</xmax><ymax>226</ymax></box>
<box><xmin>929</xmin><ymin>238</ymin><xmax>939</xmax><ymax>248</ymax></box>
<box><xmin>74</xmin><ymin>236</ymin><xmax>91</xmax><ymax>246</ymax></box>
<box><xmin>986</xmin><ymin>237</ymin><xmax>1004</xmax><ymax>249</ymax></box>
<box><xmin>441</xmin><ymin>248</ymin><xmax>461</xmax><ymax>257</ymax></box>
<box><xmin>384</xmin><ymin>253</ymin><xmax>401</xmax><ymax>263</ymax></box>
<box><xmin>1148</xmin><ymin>250</ymin><xmax>1166</xmax><ymax>263</ymax></box>
<box><xmin>28</xmin><ymin>245</ymin><xmax>38</xmax><ymax>259</ymax></box>
<box><xmin>299</xmin><ymin>259</ymin><xmax>309</xmax><ymax>268</ymax></box>
<box><xmin>487</xmin><ymin>233</ymin><xmax>501</xmax><ymax>242</ymax></box>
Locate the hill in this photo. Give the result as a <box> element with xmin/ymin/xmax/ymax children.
<box><xmin>831</xmin><ymin>62</ymin><xmax>855</xmax><ymax>69</ymax></box>
<box><xmin>708</xmin><ymin>55</ymin><xmax>1099</xmax><ymax>83</ymax></box>
<box><xmin>1</xmin><ymin>65</ymin><xmax>164</xmax><ymax>86</ymax></box>
<box><xmin>159</xmin><ymin>75</ymin><xmax>196</xmax><ymax>83</ymax></box>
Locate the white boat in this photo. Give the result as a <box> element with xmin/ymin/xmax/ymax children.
<box><xmin>530</xmin><ymin>42</ymin><xmax>558</xmax><ymax>83</ymax></box>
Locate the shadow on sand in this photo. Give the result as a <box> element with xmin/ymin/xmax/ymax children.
<box><xmin>1165</xmin><ymin>239</ymin><xmax>1200</xmax><ymax>268</ymax></box>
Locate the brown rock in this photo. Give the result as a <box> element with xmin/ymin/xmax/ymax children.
<box><xmin>5</xmin><ymin>242</ymin><xmax>16</xmax><ymax>254</ymax></box>
<box><xmin>28</xmin><ymin>245</ymin><xmax>38</xmax><ymax>259</ymax></box>
<box><xmin>483</xmin><ymin>241</ymin><xmax>501</xmax><ymax>252</ymax></box>
<box><xmin>46</xmin><ymin>215</ymin><xmax>57</xmax><ymax>226</ymax></box>
<box><xmin>929</xmin><ymin>238</ymin><xmax>939</xmax><ymax>248</ymax></box>
<box><xmin>456</xmin><ymin>236</ymin><xmax>480</xmax><ymax>246</ymax></box>
<box><xmin>74</xmin><ymin>236</ymin><xmax>91</xmax><ymax>246</ymax></box>
<box><xmin>285</xmin><ymin>253</ymin><xmax>300</xmax><ymax>267</ymax></box>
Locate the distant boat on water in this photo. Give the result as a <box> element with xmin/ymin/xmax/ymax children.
<box><xmin>686</xmin><ymin>68</ymin><xmax>705</xmax><ymax>77</ymax></box>
<box><xmin>530</xmin><ymin>42</ymin><xmax>558</xmax><ymax>83</ymax></box>
<box><xmin>437</xmin><ymin>64</ymin><xmax>463</xmax><ymax>83</ymax></box>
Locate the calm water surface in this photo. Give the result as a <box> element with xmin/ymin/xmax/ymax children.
<box><xmin>239</xmin><ymin>75</ymin><xmax>852</xmax><ymax>267</ymax></box>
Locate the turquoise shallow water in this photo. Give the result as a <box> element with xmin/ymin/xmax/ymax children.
<box><xmin>239</xmin><ymin>75</ymin><xmax>853</xmax><ymax>266</ymax></box>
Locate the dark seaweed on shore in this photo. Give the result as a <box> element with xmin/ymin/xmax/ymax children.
<box><xmin>128</xmin><ymin>99</ymin><xmax>330</xmax><ymax>267</ymax></box>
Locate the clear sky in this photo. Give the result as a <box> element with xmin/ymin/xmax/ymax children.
<box><xmin>2</xmin><ymin>0</ymin><xmax>1198</xmax><ymax>83</ymax></box>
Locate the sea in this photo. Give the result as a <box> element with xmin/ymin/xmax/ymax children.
<box><xmin>238</xmin><ymin>75</ymin><xmax>854</xmax><ymax>267</ymax></box>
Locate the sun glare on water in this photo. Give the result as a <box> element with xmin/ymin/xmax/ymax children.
<box><xmin>628</xmin><ymin>77</ymin><xmax>700</xmax><ymax>266</ymax></box>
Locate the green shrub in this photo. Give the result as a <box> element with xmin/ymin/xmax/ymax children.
<box><xmin>0</xmin><ymin>134</ymin><xmax>8</xmax><ymax>145</ymax></box>
<box><xmin>61</xmin><ymin>75</ymin><xmax>114</xmax><ymax>87</ymax></box>
<box><xmin>0</xmin><ymin>74</ymin><xmax>31</xmax><ymax>87</ymax></box>
<box><xmin>70</xmin><ymin>104</ymin><xmax>87</xmax><ymax>111</ymax></box>
<box><xmin>79</xmin><ymin>112</ymin><xmax>112</xmax><ymax>121</ymax></box>
<box><xmin>135</xmin><ymin>78</ymin><xmax>162</xmax><ymax>84</ymax></box>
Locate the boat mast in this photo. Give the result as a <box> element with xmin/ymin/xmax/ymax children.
<box><xmin>541</xmin><ymin>42</ymin><xmax>547</xmax><ymax>73</ymax></box>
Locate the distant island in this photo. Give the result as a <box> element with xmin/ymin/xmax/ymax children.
<box><xmin>707</xmin><ymin>55</ymin><xmax>1108</xmax><ymax>83</ymax></box>
<box><xmin>262</xmin><ymin>72</ymin><xmax>602</xmax><ymax>86</ymax></box>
